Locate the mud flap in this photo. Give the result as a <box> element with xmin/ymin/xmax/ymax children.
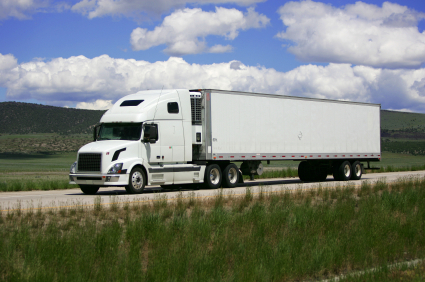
<box><xmin>238</xmin><ymin>170</ymin><xmax>244</xmax><ymax>184</ymax></box>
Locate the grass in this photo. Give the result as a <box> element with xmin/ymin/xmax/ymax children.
<box><xmin>0</xmin><ymin>152</ymin><xmax>77</xmax><ymax>172</ymax></box>
<box><xmin>1</xmin><ymin>177</ymin><xmax>425</xmax><ymax>281</ymax></box>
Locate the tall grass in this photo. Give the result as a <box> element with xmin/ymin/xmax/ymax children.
<box><xmin>0</xmin><ymin>178</ymin><xmax>78</xmax><ymax>192</ymax></box>
<box><xmin>1</xmin><ymin>177</ymin><xmax>425</xmax><ymax>281</ymax></box>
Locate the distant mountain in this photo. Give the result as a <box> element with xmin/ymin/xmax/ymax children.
<box><xmin>0</xmin><ymin>102</ymin><xmax>105</xmax><ymax>135</ymax></box>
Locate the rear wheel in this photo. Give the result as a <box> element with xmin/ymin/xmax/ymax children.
<box><xmin>79</xmin><ymin>185</ymin><xmax>99</xmax><ymax>195</ymax></box>
<box><xmin>333</xmin><ymin>161</ymin><xmax>352</xmax><ymax>181</ymax></box>
<box><xmin>298</xmin><ymin>161</ymin><xmax>311</xmax><ymax>182</ymax></box>
<box><xmin>222</xmin><ymin>163</ymin><xmax>239</xmax><ymax>188</ymax></box>
<box><xmin>299</xmin><ymin>161</ymin><xmax>328</xmax><ymax>182</ymax></box>
<box><xmin>125</xmin><ymin>167</ymin><xmax>146</xmax><ymax>194</ymax></box>
<box><xmin>351</xmin><ymin>161</ymin><xmax>363</xmax><ymax>180</ymax></box>
<box><xmin>204</xmin><ymin>164</ymin><xmax>222</xmax><ymax>189</ymax></box>
<box><xmin>316</xmin><ymin>168</ymin><xmax>328</xmax><ymax>182</ymax></box>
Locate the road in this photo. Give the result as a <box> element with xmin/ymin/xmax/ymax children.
<box><xmin>1</xmin><ymin>170</ymin><xmax>424</xmax><ymax>212</ymax></box>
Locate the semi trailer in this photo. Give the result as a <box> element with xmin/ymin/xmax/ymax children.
<box><xmin>69</xmin><ymin>89</ymin><xmax>381</xmax><ymax>194</ymax></box>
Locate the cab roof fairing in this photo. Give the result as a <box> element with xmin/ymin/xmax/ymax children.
<box><xmin>99</xmin><ymin>89</ymin><xmax>185</xmax><ymax>123</ymax></box>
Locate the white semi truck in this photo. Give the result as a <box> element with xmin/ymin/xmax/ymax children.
<box><xmin>69</xmin><ymin>89</ymin><xmax>381</xmax><ymax>194</ymax></box>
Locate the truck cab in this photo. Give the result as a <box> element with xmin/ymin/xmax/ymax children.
<box><xmin>69</xmin><ymin>89</ymin><xmax>205</xmax><ymax>194</ymax></box>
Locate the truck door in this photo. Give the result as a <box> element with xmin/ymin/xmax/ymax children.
<box><xmin>143</xmin><ymin>123</ymin><xmax>162</xmax><ymax>163</ymax></box>
<box><xmin>142</xmin><ymin>123</ymin><xmax>174</xmax><ymax>184</ymax></box>
<box><xmin>143</xmin><ymin>122</ymin><xmax>174</xmax><ymax>163</ymax></box>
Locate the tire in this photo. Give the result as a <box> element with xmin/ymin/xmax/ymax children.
<box><xmin>298</xmin><ymin>161</ymin><xmax>311</xmax><ymax>182</ymax></box>
<box><xmin>351</xmin><ymin>161</ymin><xmax>363</xmax><ymax>180</ymax></box>
<box><xmin>204</xmin><ymin>164</ymin><xmax>222</xmax><ymax>189</ymax></box>
<box><xmin>222</xmin><ymin>163</ymin><xmax>239</xmax><ymax>188</ymax></box>
<box><xmin>317</xmin><ymin>168</ymin><xmax>328</xmax><ymax>182</ymax></box>
<box><xmin>125</xmin><ymin>167</ymin><xmax>146</xmax><ymax>194</ymax></box>
<box><xmin>79</xmin><ymin>185</ymin><xmax>99</xmax><ymax>195</ymax></box>
<box><xmin>299</xmin><ymin>161</ymin><xmax>327</xmax><ymax>182</ymax></box>
<box><xmin>333</xmin><ymin>161</ymin><xmax>352</xmax><ymax>181</ymax></box>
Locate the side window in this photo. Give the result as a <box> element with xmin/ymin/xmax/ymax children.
<box><xmin>167</xmin><ymin>102</ymin><xmax>179</xmax><ymax>114</ymax></box>
<box><xmin>143</xmin><ymin>124</ymin><xmax>158</xmax><ymax>143</ymax></box>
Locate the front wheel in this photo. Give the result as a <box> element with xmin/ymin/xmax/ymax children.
<box><xmin>125</xmin><ymin>167</ymin><xmax>146</xmax><ymax>194</ymax></box>
<box><xmin>204</xmin><ymin>164</ymin><xmax>222</xmax><ymax>189</ymax></box>
<box><xmin>222</xmin><ymin>163</ymin><xmax>239</xmax><ymax>188</ymax></box>
<box><xmin>79</xmin><ymin>185</ymin><xmax>99</xmax><ymax>195</ymax></box>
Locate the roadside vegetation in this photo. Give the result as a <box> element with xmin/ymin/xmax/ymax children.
<box><xmin>1</xmin><ymin>177</ymin><xmax>425</xmax><ymax>281</ymax></box>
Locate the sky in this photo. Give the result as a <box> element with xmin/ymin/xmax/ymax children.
<box><xmin>0</xmin><ymin>0</ymin><xmax>424</xmax><ymax>112</ymax></box>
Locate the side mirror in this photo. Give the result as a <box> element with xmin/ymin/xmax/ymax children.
<box><xmin>143</xmin><ymin>124</ymin><xmax>158</xmax><ymax>143</ymax></box>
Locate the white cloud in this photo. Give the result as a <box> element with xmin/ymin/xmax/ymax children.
<box><xmin>0</xmin><ymin>0</ymin><xmax>47</xmax><ymax>20</ymax></box>
<box><xmin>71</xmin><ymin>0</ymin><xmax>266</xmax><ymax>20</ymax></box>
<box><xmin>276</xmin><ymin>0</ymin><xmax>425</xmax><ymax>69</ymax></box>
<box><xmin>76</xmin><ymin>99</ymin><xmax>113</xmax><ymax>110</ymax></box>
<box><xmin>0</xmin><ymin>0</ymin><xmax>69</xmax><ymax>20</ymax></box>
<box><xmin>1</xmin><ymin>53</ymin><xmax>425</xmax><ymax>112</ymax></box>
<box><xmin>130</xmin><ymin>7</ymin><xmax>269</xmax><ymax>56</ymax></box>
<box><xmin>209</xmin><ymin>44</ymin><xmax>233</xmax><ymax>53</ymax></box>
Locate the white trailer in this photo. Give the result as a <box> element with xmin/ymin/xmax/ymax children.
<box><xmin>69</xmin><ymin>89</ymin><xmax>381</xmax><ymax>194</ymax></box>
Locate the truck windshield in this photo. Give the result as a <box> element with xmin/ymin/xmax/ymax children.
<box><xmin>98</xmin><ymin>123</ymin><xmax>142</xmax><ymax>141</ymax></box>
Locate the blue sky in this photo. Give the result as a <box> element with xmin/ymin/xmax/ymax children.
<box><xmin>0</xmin><ymin>0</ymin><xmax>424</xmax><ymax>112</ymax></box>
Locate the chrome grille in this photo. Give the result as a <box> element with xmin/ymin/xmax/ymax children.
<box><xmin>190</xmin><ymin>97</ymin><xmax>202</xmax><ymax>125</ymax></box>
<box><xmin>78</xmin><ymin>153</ymin><xmax>101</xmax><ymax>172</ymax></box>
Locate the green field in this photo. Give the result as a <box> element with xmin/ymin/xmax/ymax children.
<box><xmin>0</xmin><ymin>152</ymin><xmax>77</xmax><ymax>172</ymax></box>
<box><xmin>1</xmin><ymin>178</ymin><xmax>425</xmax><ymax>281</ymax></box>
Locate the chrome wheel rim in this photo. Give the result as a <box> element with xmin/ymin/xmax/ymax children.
<box><xmin>228</xmin><ymin>167</ymin><xmax>238</xmax><ymax>184</ymax></box>
<box><xmin>131</xmin><ymin>171</ymin><xmax>144</xmax><ymax>189</ymax></box>
<box><xmin>343</xmin><ymin>164</ymin><xmax>351</xmax><ymax>178</ymax></box>
<box><xmin>210</xmin><ymin>168</ymin><xmax>220</xmax><ymax>185</ymax></box>
<box><xmin>355</xmin><ymin>164</ymin><xmax>362</xmax><ymax>177</ymax></box>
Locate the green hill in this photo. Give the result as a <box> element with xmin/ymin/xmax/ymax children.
<box><xmin>381</xmin><ymin>110</ymin><xmax>425</xmax><ymax>139</ymax></box>
<box><xmin>0</xmin><ymin>102</ymin><xmax>105</xmax><ymax>135</ymax></box>
<box><xmin>381</xmin><ymin>110</ymin><xmax>425</xmax><ymax>131</ymax></box>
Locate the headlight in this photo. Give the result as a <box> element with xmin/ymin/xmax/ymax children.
<box><xmin>108</xmin><ymin>163</ymin><xmax>123</xmax><ymax>174</ymax></box>
<box><xmin>70</xmin><ymin>161</ymin><xmax>77</xmax><ymax>174</ymax></box>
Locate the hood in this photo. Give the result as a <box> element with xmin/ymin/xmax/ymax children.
<box><xmin>78</xmin><ymin>140</ymin><xmax>138</xmax><ymax>153</ymax></box>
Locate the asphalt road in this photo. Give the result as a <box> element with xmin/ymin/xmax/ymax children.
<box><xmin>1</xmin><ymin>170</ymin><xmax>424</xmax><ymax>212</ymax></box>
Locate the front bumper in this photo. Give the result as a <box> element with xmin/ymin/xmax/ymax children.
<box><xmin>69</xmin><ymin>173</ymin><xmax>129</xmax><ymax>186</ymax></box>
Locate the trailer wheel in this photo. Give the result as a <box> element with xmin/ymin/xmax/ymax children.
<box><xmin>125</xmin><ymin>167</ymin><xmax>146</xmax><ymax>194</ymax></box>
<box><xmin>298</xmin><ymin>161</ymin><xmax>311</xmax><ymax>182</ymax></box>
<box><xmin>79</xmin><ymin>185</ymin><xmax>99</xmax><ymax>195</ymax></box>
<box><xmin>317</xmin><ymin>168</ymin><xmax>328</xmax><ymax>182</ymax></box>
<box><xmin>351</xmin><ymin>161</ymin><xmax>363</xmax><ymax>180</ymax></box>
<box><xmin>222</xmin><ymin>163</ymin><xmax>239</xmax><ymax>188</ymax></box>
<box><xmin>204</xmin><ymin>164</ymin><xmax>222</xmax><ymax>189</ymax></box>
<box><xmin>333</xmin><ymin>161</ymin><xmax>352</xmax><ymax>181</ymax></box>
